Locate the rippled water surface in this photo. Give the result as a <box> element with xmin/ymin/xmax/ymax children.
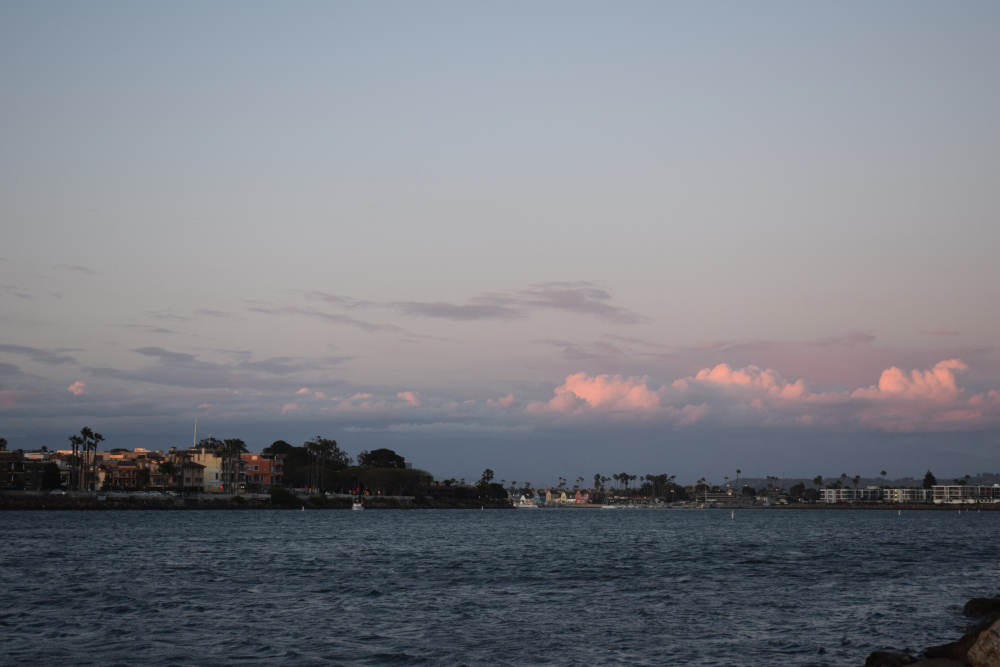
<box><xmin>2</xmin><ymin>508</ymin><xmax>999</xmax><ymax>666</ymax></box>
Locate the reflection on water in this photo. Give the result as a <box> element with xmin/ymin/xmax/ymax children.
<box><xmin>1</xmin><ymin>509</ymin><xmax>998</xmax><ymax>666</ymax></box>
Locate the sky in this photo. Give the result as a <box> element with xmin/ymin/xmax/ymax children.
<box><xmin>2</xmin><ymin>1</ymin><xmax>999</xmax><ymax>485</ymax></box>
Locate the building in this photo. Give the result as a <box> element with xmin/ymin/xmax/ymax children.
<box><xmin>819</xmin><ymin>488</ymin><xmax>883</xmax><ymax>503</ymax></box>
<box><xmin>932</xmin><ymin>485</ymin><xmax>1000</xmax><ymax>504</ymax></box>
<box><xmin>166</xmin><ymin>450</ymin><xmax>206</xmax><ymax>493</ymax></box>
<box><xmin>187</xmin><ymin>447</ymin><xmax>222</xmax><ymax>492</ymax></box>
<box><xmin>98</xmin><ymin>459</ymin><xmax>147</xmax><ymax>490</ymax></box>
<box><xmin>1</xmin><ymin>450</ymin><xmax>48</xmax><ymax>490</ymax></box>
<box><xmin>883</xmin><ymin>488</ymin><xmax>931</xmax><ymax>503</ymax></box>
<box><xmin>239</xmin><ymin>452</ymin><xmax>284</xmax><ymax>490</ymax></box>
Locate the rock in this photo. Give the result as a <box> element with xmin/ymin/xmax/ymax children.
<box><xmin>967</xmin><ymin>618</ymin><xmax>1000</xmax><ymax>667</ymax></box>
<box><xmin>965</xmin><ymin>600</ymin><xmax>1000</xmax><ymax>618</ymax></box>
<box><xmin>865</xmin><ymin>651</ymin><xmax>917</xmax><ymax>667</ymax></box>
<box><xmin>910</xmin><ymin>660</ymin><xmax>972</xmax><ymax>667</ymax></box>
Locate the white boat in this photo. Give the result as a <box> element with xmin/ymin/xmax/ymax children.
<box><xmin>516</xmin><ymin>494</ymin><xmax>539</xmax><ymax>509</ymax></box>
<box><xmin>601</xmin><ymin>504</ymin><xmax>619</xmax><ymax>509</ymax></box>
<box><xmin>352</xmin><ymin>500</ymin><xmax>363</xmax><ymax>510</ymax></box>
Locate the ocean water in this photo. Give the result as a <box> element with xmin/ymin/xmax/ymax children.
<box><xmin>1</xmin><ymin>508</ymin><xmax>998</xmax><ymax>667</ymax></box>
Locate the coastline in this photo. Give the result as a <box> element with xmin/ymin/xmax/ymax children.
<box><xmin>0</xmin><ymin>493</ymin><xmax>515</xmax><ymax>511</ymax></box>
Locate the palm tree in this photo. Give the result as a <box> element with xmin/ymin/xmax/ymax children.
<box><xmin>840</xmin><ymin>473</ymin><xmax>848</xmax><ymax>489</ymax></box>
<box><xmin>221</xmin><ymin>438</ymin><xmax>248</xmax><ymax>494</ymax></box>
<box><xmin>813</xmin><ymin>475</ymin><xmax>823</xmax><ymax>491</ymax></box>
<box><xmin>67</xmin><ymin>434</ymin><xmax>84</xmax><ymax>491</ymax></box>
<box><xmin>852</xmin><ymin>475</ymin><xmax>861</xmax><ymax>490</ymax></box>
<box><xmin>75</xmin><ymin>427</ymin><xmax>104</xmax><ymax>492</ymax></box>
<box><xmin>880</xmin><ymin>470</ymin><xmax>887</xmax><ymax>487</ymax></box>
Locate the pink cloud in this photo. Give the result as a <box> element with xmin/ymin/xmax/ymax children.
<box><xmin>694</xmin><ymin>364</ymin><xmax>808</xmax><ymax>399</ymax></box>
<box><xmin>295</xmin><ymin>387</ymin><xmax>309</xmax><ymax>395</ymax></box>
<box><xmin>488</xmin><ymin>394</ymin><xmax>517</xmax><ymax>408</ymax></box>
<box><xmin>525</xmin><ymin>359</ymin><xmax>999</xmax><ymax>432</ymax></box>
<box><xmin>314</xmin><ymin>391</ymin><xmax>325</xmax><ymax>399</ymax></box>
<box><xmin>554</xmin><ymin>372</ymin><xmax>662</xmax><ymax>411</ymax></box>
<box><xmin>0</xmin><ymin>391</ymin><xmax>31</xmax><ymax>408</ymax></box>
<box><xmin>67</xmin><ymin>381</ymin><xmax>87</xmax><ymax>395</ymax></box>
<box><xmin>397</xmin><ymin>391</ymin><xmax>420</xmax><ymax>406</ymax></box>
<box><xmin>851</xmin><ymin>359</ymin><xmax>968</xmax><ymax>402</ymax></box>
<box><xmin>281</xmin><ymin>403</ymin><xmax>299</xmax><ymax>413</ymax></box>
<box><xmin>197</xmin><ymin>403</ymin><xmax>212</xmax><ymax>409</ymax></box>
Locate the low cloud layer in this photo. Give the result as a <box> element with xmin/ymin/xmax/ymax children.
<box><xmin>525</xmin><ymin>359</ymin><xmax>999</xmax><ymax>432</ymax></box>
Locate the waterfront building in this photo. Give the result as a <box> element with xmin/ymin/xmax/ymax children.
<box><xmin>187</xmin><ymin>447</ymin><xmax>222</xmax><ymax>492</ymax></box>
<box><xmin>239</xmin><ymin>452</ymin><xmax>284</xmax><ymax>490</ymax></box>
<box><xmin>883</xmin><ymin>488</ymin><xmax>931</xmax><ymax>503</ymax></box>
<box><xmin>931</xmin><ymin>485</ymin><xmax>1000</xmax><ymax>504</ymax></box>
<box><xmin>0</xmin><ymin>450</ymin><xmax>47</xmax><ymax>490</ymax></box>
<box><xmin>98</xmin><ymin>459</ymin><xmax>145</xmax><ymax>490</ymax></box>
<box><xmin>819</xmin><ymin>488</ymin><xmax>884</xmax><ymax>503</ymax></box>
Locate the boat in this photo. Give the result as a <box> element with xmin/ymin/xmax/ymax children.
<box><xmin>601</xmin><ymin>504</ymin><xmax>619</xmax><ymax>509</ymax></box>
<box><xmin>516</xmin><ymin>494</ymin><xmax>539</xmax><ymax>509</ymax></box>
<box><xmin>352</xmin><ymin>481</ymin><xmax>364</xmax><ymax>510</ymax></box>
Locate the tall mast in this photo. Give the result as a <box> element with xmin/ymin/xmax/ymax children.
<box><xmin>193</xmin><ymin>417</ymin><xmax>197</xmax><ymax>449</ymax></box>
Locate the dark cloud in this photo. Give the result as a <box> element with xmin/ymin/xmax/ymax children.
<box><xmin>2</xmin><ymin>285</ymin><xmax>34</xmax><ymax>300</ymax></box>
<box><xmin>143</xmin><ymin>310</ymin><xmax>192</xmax><ymax>323</ymax></box>
<box><xmin>392</xmin><ymin>282</ymin><xmax>646</xmax><ymax>324</ymax></box>
<box><xmin>517</xmin><ymin>282</ymin><xmax>647</xmax><ymax>324</ymax></box>
<box><xmin>0</xmin><ymin>344</ymin><xmax>77</xmax><ymax>365</ymax></box>
<box><xmin>117</xmin><ymin>324</ymin><xmax>176</xmax><ymax>334</ymax></box>
<box><xmin>0</xmin><ymin>362</ymin><xmax>24</xmax><ymax>376</ymax></box>
<box><xmin>85</xmin><ymin>347</ymin><xmax>349</xmax><ymax>390</ymax></box>
<box><xmin>56</xmin><ymin>265</ymin><xmax>96</xmax><ymax>274</ymax></box>
<box><xmin>535</xmin><ymin>339</ymin><xmax>625</xmax><ymax>361</ymax></box>
<box><xmin>193</xmin><ymin>309</ymin><xmax>241</xmax><ymax>320</ymax></box>
<box><xmin>248</xmin><ymin>304</ymin><xmax>406</xmax><ymax>334</ymax></box>
<box><xmin>397</xmin><ymin>301</ymin><xmax>523</xmax><ymax>321</ymax></box>
<box><xmin>304</xmin><ymin>292</ymin><xmax>376</xmax><ymax>309</ymax></box>
<box><xmin>806</xmin><ymin>331</ymin><xmax>877</xmax><ymax>347</ymax></box>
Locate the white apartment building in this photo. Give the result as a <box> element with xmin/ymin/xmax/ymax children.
<box><xmin>883</xmin><ymin>488</ymin><xmax>931</xmax><ymax>503</ymax></box>
<box><xmin>819</xmin><ymin>487</ymin><xmax>883</xmax><ymax>503</ymax></box>
<box><xmin>931</xmin><ymin>485</ymin><xmax>1000</xmax><ymax>504</ymax></box>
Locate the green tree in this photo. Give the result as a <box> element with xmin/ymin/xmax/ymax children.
<box><xmin>852</xmin><ymin>475</ymin><xmax>861</xmax><ymax>490</ymax></box>
<box><xmin>357</xmin><ymin>447</ymin><xmax>403</xmax><ymax>469</ymax></box>
<box><xmin>0</xmin><ymin>437</ymin><xmax>7</xmax><ymax>450</ymax></box>
<box><xmin>923</xmin><ymin>470</ymin><xmax>937</xmax><ymax>489</ymax></box>
<box><xmin>41</xmin><ymin>462</ymin><xmax>63</xmax><ymax>490</ymax></box>
<box><xmin>221</xmin><ymin>438</ymin><xmax>248</xmax><ymax>494</ymax></box>
<box><xmin>789</xmin><ymin>482</ymin><xmax>806</xmax><ymax>498</ymax></box>
<box><xmin>75</xmin><ymin>427</ymin><xmax>104</xmax><ymax>492</ymax></box>
<box><xmin>157</xmin><ymin>460</ymin><xmax>177</xmax><ymax>490</ymax></box>
<box><xmin>812</xmin><ymin>475</ymin><xmax>823</xmax><ymax>490</ymax></box>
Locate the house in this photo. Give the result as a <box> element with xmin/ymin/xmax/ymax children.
<box><xmin>239</xmin><ymin>452</ymin><xmax>284</xmax><ymax>489</ymax></box>
<box><xmin>187</xmin><ymin>447</ymin><xmax>222</xmax><ymax>492</ymax></box>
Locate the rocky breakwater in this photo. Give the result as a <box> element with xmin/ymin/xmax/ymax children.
<box><xmin>863</xmin><ymin>598</ymin><xmax>1000</xmax><ymax>667</ymax></box>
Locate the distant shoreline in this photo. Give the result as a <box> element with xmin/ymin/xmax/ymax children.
<box><xmin>0</xmin><ymin>494</ymin><xmax>514</xmax><ymax>511</ymax></box>
<box><xmin>4</xmin><ymin>493</ymin><xmax>999</xmax><ymax>512</ymax></box>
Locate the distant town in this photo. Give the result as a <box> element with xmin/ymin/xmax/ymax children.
<box><xmin>2</xmin><ymin>429</ymin><xmax>999</xmax><ymax>508</ymax></box>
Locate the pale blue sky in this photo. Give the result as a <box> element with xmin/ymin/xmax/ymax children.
<box><xmin>1</xmin><ymin>2</ymin><xmax>998</xmax><ymax>482</ymax></box>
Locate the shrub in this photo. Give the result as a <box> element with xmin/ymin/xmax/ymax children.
<box><xmin>269</xmin><ymin>487</ymin><xmax>298</xmax><ymax>505</ymax></box>
<box><xmin>231</xmin><ymin>495</ymin><xmax>247</xmax><ymax>505</ymax></box>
